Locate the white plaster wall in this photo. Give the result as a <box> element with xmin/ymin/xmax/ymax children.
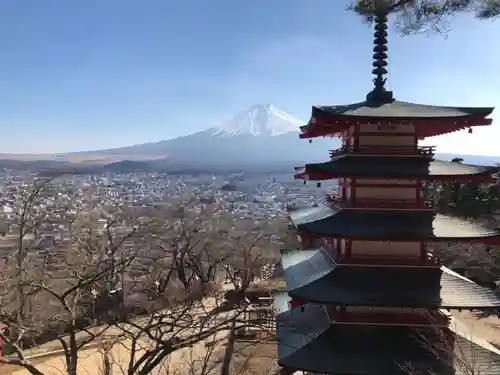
<box><xmin>358</xmin><ymin>135</ymin><xmax>415</xmax><ymax>147</ymax></box>
<box><xmin>356</xmin><ymin>179</ymin><xmax>417</xmax><ymax>185</ymax></box>
<box><xmin>360</xmin><ymin>123</ymin><xmax>415</xmax><ymax>133</ymax></box>
<box><xmin>355</xmin><ymin>186</ymin><xmax>416</xmax><ymax>200</ymax></box>
<box><xmin>345</xmin><ymin>186</ymin><xmax>352</xmax><ymax>199</ymax></box>
<box><xmin>340</xmin><ymin>239</ymin><xmax>346</xmax><ymax>255</ymax></box>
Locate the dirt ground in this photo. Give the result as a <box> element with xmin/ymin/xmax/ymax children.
<box><xmin>5</xmin><ymin>332</ymin><xmax>229</xmax><ymax>375</ymax></box>
<box><xmin>231</xmin><ymin>339</ymin><xmax>279</xmax><ymax>375</ymax></box>
<box><xmin>452</xmin><ymin>310</ymin><xmax>500</xmax><ymax>347</ymax></box>
<box><xmin>0</xmin><ymin>295</ymin><xmax>230</xmax><ymax>375</ymax></box>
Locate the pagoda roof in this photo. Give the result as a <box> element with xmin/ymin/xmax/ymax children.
<box><xmin>312</xmin><ymin>101</ymin><xmax>493</xmax><ymax>120</ymax></box>
<box><xmin>300</xmin><ymin>101</ymin><xmax>494</xmax><ymax>138</ymax></box>
<box><xmin>289</xmin><ymin>204</ymin><xmax>500</xmax><ymax>241</ymax></box>
<box><xmin>280</xmin><ymin>248</ymin><xmax>500</xmax><ymax>309</ymax></box>
<box><xmin>294</xmin><ymin>156</ymin><xmax>499</xmax><ymax>181</ymax></box>
<box><xmin>275</xmin><ymin>301</ymin><xmax>500</xmax><ymax>375</ymax></box>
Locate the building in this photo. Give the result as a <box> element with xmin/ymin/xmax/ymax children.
<box><xmin>274</xmin><ymin>10</ymin><xmax>500</xmax><ymax>375</ymax></box>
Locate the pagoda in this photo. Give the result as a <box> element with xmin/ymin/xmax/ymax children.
<box><xmin>274</xmin><ymin>10</ymin><xmax>500</xmax><ymax>375</ymax></box>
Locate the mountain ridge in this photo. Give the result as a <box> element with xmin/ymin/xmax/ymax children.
<box><xmin>47</xmin><ymin>104</ymin><xmax>333</xmax><ymax>169</ymax></box>
<box><xmin>61</xmin><ymin>104</ymin><xmax>304</xmax><ymax>158</ymax></box>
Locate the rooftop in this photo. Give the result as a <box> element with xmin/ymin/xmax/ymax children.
<box><xmin>280</xmin><ymin>248</ymin><xmax>500</xmax><ymax>309</ymax></box>
<box><xmin>289</xmin><ymin>204</ymin><xmax>500</xmax><ymax>241</ymax></box>
<box><xmin>295</xmin><ymin>156</ymin><xmax>499</xmax><ymax>181</ymax></box>
<box><xmin>276</xmin><ymin>302</ymin><xmax>500</xmax><ymax>375</ymax></box>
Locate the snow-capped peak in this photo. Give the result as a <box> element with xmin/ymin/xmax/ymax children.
<box><xmin>212</xmin><ymin>104</ymin><xmax>303</xmax><ymax>137</ymax></box>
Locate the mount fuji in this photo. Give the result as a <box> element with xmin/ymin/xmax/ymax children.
<box><xmin>86</xmin><ymin>104</ymin><xmax>335</xmax><ymax>171</ymax></box>
<box><xmin>212</xmin><ymin>104</ymin><xmax>304</xmax><ymax>137</ymax></box>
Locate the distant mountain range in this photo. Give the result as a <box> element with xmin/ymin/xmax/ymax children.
<box><xmin>1</xmin><ymin>103</ymin><xmax>499</xmax><ymax>174</ymax></box>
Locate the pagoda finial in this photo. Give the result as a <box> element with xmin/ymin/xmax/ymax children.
<box><xmin>372</xmin><ymin>13</ymin><xmax>388</xmax><ymax>91</ymax></box>
<box><xmin>366</xmin><ymin>4</ymin><xmax>394</xmax><ymax>105</ymax></box>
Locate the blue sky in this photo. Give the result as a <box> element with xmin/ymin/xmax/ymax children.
<box><xmin>1</xmin><ymin>0</ymin><xmax>500</xmax><ymax>155</ymax></box>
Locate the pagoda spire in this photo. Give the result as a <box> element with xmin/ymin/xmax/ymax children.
<box><xmin>372</xmin><ymin>13</ymin><xmax>388</xmax><ymax>92</ymax></box>
<box><xmin>366</xmin><ymin>8</ymin><xmax>394</xmax><ymax>104</ymax></box>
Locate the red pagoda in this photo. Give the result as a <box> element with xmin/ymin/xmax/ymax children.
<box><xmin>274</xmin><ymin>10</ymin><xmax>500</xmax><ymax>375</ymax></box>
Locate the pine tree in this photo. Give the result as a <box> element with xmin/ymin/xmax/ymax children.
<box><xmin>350</xmin><ymin>0</ymin><xmax>500</xmax><ymax>34</ymax></box>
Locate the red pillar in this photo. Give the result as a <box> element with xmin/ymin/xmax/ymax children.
<box><xmin>420</xmin><ymin>242</ymin><xmax>426</xmax><ymax>261</ymax></box>
<box><xmin>346</xmin><ymin>240</ymin><xmax>352</xmax><ymax>259</ymax></box>
<box><xmin>354</xmin><ymin>124</ymin><xmax>360</xmax><ymax>151</ymax></box>
<box><xmin>416</xmin><ymin>180</ymin><xmax>421</xmax><ymax>208</ymax></box>
<box><xmin>351</xmin><ymin>178</ymin><xmax>357</xmax><ymax>206</ymax></box>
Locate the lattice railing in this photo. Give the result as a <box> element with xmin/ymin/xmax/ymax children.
<box><xmin>329</xmin><ymin>145</ymin><xmax>436</xmax><ymax>158</ymax></box>
<box><xmin>327</xmin><ymin>194</ymin><xmax>434</xmax><ymax>209</ymax></box>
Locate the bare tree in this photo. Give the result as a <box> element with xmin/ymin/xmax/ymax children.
<box><xmin>0</xmin><ymin>179</ymin><xmax>149</xmax><ymax>375</ymax></box>
<box><xmin>429</xmin><ymin>241</ymin><xmax>500</xmax><ymax>289</ymax></box>
<box><xmin>401</xmin><ymin>312</ymin><xmax>500</xmax><ymax>375</ymax></box>
<box><xmin>102</xmin><ymin>198</ymin><xmax>282</xmax><ymax>375</ymax></box>
<box><xmin>0</xmin><ymin>187</ymin><xmax>285</xmax><ymax>375</ymax></box>
<box><xmin>93</xmin><ymin>323</ymin><xmax>277</xmax><ymax>375</ymax></box>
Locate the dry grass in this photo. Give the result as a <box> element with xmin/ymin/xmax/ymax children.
<box><xmin>452</xmin><ymin>310</ymin><xmax>500</xmax><ymax>347</ymax></box>
<box><xmin>2</xmin><ymin>331</ymin><xmax>230</xmax><ymax>375</ymax></box>
<box><xmin>249</xmin><ymin>277</ymin><xmax>286</xmax><ymax>292</ymax></box>
<box><xmin>0</xmin><ymin>295</ymin><xmax>231</xmax><ymax>374</ymax></box>
<box><xmin>231</xmin><ymin>339</ymin><xmax>278</xmax><ymax>375</ymax></box>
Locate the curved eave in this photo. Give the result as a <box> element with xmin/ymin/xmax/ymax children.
<box><xmin>294</xmin><ymin>170</ymin><xmax>497</xmax><ymax>183</ymax></box>
<box><xmin>299</xmin><ymin>102</ymin><xmax>494</xmax><ymax>139</ymax></box>
<box><xmin>294</xmin><ymin>171</ymin><xmax>331</xmax><ymax>181</ymax></box>
<box><xmin>276</xmin><ymin>304</ymin><xmax>500</xmax><ymax>375</ymax></box>
<box><xmin>288</xmin><ymin>204</ymin><xmax>500</xmax><ymax>241</ymax></box>
<box><xmin>300</xmin><ymin>115</ymin><xmax>492</xmax><ymax>139</ymax></box>
<box><xmin>294</xmin><ymin>159</ymin><xmax>499</xmax><ymax>183</ymax></box>
<box><xmin>280</xmin><ymin>248</ymin><xmax>500</xmax><ymax>309</ymax></box>
<box><xmin>311</xmin><ymin>103</ymin><xmax>495</xmax><ymax>119</ymax></box>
